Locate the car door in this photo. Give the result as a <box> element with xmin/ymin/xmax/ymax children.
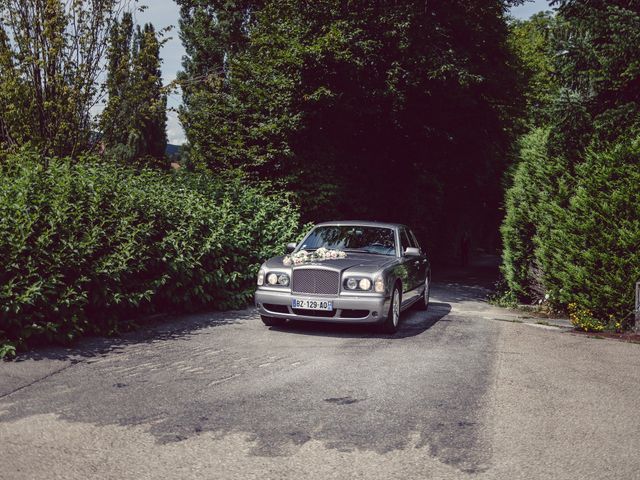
<box><xmin>399</xmin><ymin>227</ymin><xmax>420</xmax><ymax>304</ymax></box>
<box><xmin>408</xmin><ymin>229</ymin><xmax>428</xmax><ymax>287</ymax></box>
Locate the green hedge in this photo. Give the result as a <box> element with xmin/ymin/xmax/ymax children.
<box><xmin>500</xmin><ymin>131</ymin><xmax>640</xmax><ymax>329</ymax></box>
<box><xmin>500</xmin><ymin>128</ymin><xmax>553</xmax><ymax>301</ymax></box>
<box><xmin>0</xmin><ymin>153</ymin><xmax>302</xmax><ymax>357</ymax></box>
<box><xmin>536</xmin><ymin>135</ymin><xmax>640</xmax><ymax>325</ymax></box>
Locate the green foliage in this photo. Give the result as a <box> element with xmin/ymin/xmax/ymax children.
<box><xmin>101</xmin><ymin>15</ymin><xmax>168</xmax><ymax>165</ymax></box>
<box><xmin>500</xmin><ymin>128</ymin><xmax>552</xmax><ymax>300</ymax></box>
<box><xmin>551</xmin><ymin>1</ymin><xmax>640</xmax><ymax>139</ymax></box>
<box><xmin>177</xmin><ymin>0</ymin><xmax>525</xmax><ymax>258</ymax></box>
<box><xmin>502</xmin><ymin>132</ymin><xmax>640</xmax><ymax>322</ymax></box>
<box><xmin>537</xmin><ymin>135</ymin><xmax>640</xmax><ymax>323</ymax></box>
<box><xmin>502</xmin><ymin>2</ymin><xmax>640</xmax><ymax>326</ymax></box>
<box><xmin>0</xmin><ymin>152</ymin><xmax>302</xmax><ymax>356</ymax></box>
<box><xmin>0</xmin><ymin>0</ymin><xmax>124</xmax><ymax>158</ymax></box>
<box><xmin>508</xmin><ymin>12</ymin><xmax>559</xmax><ymax>126</ymax></box>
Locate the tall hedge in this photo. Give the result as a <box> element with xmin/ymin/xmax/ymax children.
<box><xmin>500</xmin><ymin>128</ymin><xmax>551</xmax><ymax>300</ymax></box>
<box><xmin>501</xmin><ymin>132</ymin><xmax>640</xmax><ymax>327</ymax></box>
<box><xmin>0</xmin><ymin>153</ymin><xmax>301</xmax><ymax>356</ymax></box>
<box><xmin>537</xmin><ymin>134</ymin><xmax>640</xmax><ymax>323</ymax></box>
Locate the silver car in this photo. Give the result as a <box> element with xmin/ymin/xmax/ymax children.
<box><xmin>255</xmin><ymin>221</ymin><xmax>431</xmax><ymax>333</ymax></box>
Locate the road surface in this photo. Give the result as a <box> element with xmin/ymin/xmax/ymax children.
<box><xmin>1</xmin><ymin>263</ymin><xmax>639</xmax><ymax>479</ymax></box>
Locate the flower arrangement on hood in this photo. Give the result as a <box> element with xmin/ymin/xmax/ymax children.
<box><xmin>283</xmin><ymin>247</ymin><xmax>347</xmax><ymax>266</ymax></box>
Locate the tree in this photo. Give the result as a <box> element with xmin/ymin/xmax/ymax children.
<box><xmin>508</xmin><ymin>11</ymin><xmax>559</xmax><ymax>126</ymax></box>
<box><xmin>550</xmin><ymin>1</ymin><xmax>640</xmax><ymax>144</ymax></box>
<box><xmin>0</xmin><ymin>0</ymin><xmax>127</xmax><ymax>158</ymax></box>
<box><xmin>176</xmin><ymin>0</ymin><xmax>261</xmax><ymax>170</ymax></box>
<box><xmin>133</xmin><ymin>23</ymin><xmax>167</xmax><ymax>162</ymax></box>
<box><xmin>177</xmin><ymin>0</ymin><xmax>524</xmax><ymax>257</ymax></box>
<box><xmin>101</xmin><ymin>16</ymin><xmax>167</xmax><ymax>165</ymax></box>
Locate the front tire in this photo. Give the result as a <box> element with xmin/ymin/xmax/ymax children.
<box><xmin>261</xmin><ymin>315</ymin><xmax>284</xmax><ymax>327</ymax></box>
<box><xmin>380</xmin><ymin>285</ymin><xmax>401</xmax><ymax>334</ymax></box>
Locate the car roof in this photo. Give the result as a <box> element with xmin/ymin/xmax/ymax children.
<box><xmin>314</xmin><ymin>220</ymin><xmax>407</xmax><ymax>230</ymax></box>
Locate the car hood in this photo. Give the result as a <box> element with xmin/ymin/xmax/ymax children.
<box><xmin>264</xmin><ymin>253</ymin><xmax>397</xmax><ymax>274</ymax></box>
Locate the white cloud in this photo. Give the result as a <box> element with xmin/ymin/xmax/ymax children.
<box><xmin>166</xmin><ymin>111</ymin><xmax>186</xmax><ymax>145</ymax></box>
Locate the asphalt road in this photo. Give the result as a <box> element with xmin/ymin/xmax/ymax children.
<box><xmin>1</xmin><ymin>264</ymin><xmax>639</xmax><ymax>480</ymax></box>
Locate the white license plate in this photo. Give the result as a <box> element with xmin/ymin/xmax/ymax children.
<box><xmin>291</xmin><ymin>298</ymin><xmax>333</xmax><ymax>311</ymax></box>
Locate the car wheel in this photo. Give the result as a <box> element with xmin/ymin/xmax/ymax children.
<box><xmin>415</xmin><ymin>277</ymin><xmax>430</xmax><ymax>311</ymax></box>
<box><xmin>380</xmin><ymin>285</ymin><xmax>401</xmax><ymax>334</ymax></box>
<box><xmin>261</xmin><ymin>315</ymin><xmax>284</xmax><ymax>327</ymax></box>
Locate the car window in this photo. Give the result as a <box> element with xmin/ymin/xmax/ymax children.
<box><xmin>301</xmin><ymin>226</ymin><xmax>396</xmax><ymax>256</ymax></box>
<box><xmin>400</xmin><ymin>228</ymin><xmax>412</xmax><ymax>253</ymax></box>
<box><xmin>409</xmin><ymin>230</ymin><xmax>421</xmax><ymax>251</ymax></box>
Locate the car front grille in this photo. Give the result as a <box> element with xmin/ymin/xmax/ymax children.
<box><xmin>292</xmin><ymin>269</ymin><xmax>340</xmax><ymax>295</ymax></box>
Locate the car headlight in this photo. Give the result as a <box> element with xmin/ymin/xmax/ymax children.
<box><xmin>374</xmin><ymin>275</ymin><xmax>384</xmax><ymax>293</ymax></box>
<box><xmin>257</xmin><ymin>268</ymin><xmax>265</xmax><ymax>286</ymax></box>
<box><xmin>264</xmin><ymin>272</ymin><xmax>290</xmax><ymax>287</ymax></box>
<box><xmin>344</xmin><ymin>277</ymin><xmax>373</xmax><ymax>291</ymax></box>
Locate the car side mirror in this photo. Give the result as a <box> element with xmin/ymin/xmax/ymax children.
<box><xmin>404</xmin><ymin>247</ymin><xmax>420</xmax><ymax>257</ymax></box>
<box><xmin>286</xmin><ymin>242</ymin><xmax>297</xmax><ymax>253</ymax></box>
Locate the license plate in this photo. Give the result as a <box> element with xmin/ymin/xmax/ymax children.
<box><xmin>291</xmin><ymin>298</ymin><xmax>333</xmax><ymax>311</ymax></box>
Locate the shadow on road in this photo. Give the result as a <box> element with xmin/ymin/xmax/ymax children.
<box><xmin>267</xmin><ymin>301</ymin><xmax>452</xmax><ymax>339</ymax></box>
<box><xmin>11</xmin><ymin>310</ymin><xmax>249</xmax><ymax>363</ymax></box>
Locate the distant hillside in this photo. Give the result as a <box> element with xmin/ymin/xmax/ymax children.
<box><xmin>165</xmin><ymin>143</ymin><xmax>182</xmax><ymax>157</ymax></box>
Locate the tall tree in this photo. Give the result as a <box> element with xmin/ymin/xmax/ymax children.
<box><xmin>101</xmin><ymin>17</ymin><xmax>167</xmax><ymax>165</ymax></box>
<box><xmin>176</xmin><ymin>0</ymin><xmax>261</xmax><ymax>170</ymax></box>
<box><xmin>0</xmin><ymin>0</ymin><xmax>127</xmax><ymax>158</ymax></box>
<box><xmin>133</xmin><ymin>23</ymin><xmax>168</xmax><ymax>161</ymax></box>
<box><xmin>101</xmin><ymin>12</ymin><xmax>135</xmax><ymax>153</ymax></box>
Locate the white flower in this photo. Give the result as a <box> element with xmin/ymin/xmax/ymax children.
<box><xmin>287</xmin><ymin>248</ymin><xmax>347</xmax><ymax>264</ymax></box>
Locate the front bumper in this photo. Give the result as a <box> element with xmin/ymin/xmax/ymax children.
<box><xmin>255</xmin><ymin>288</ymin><xmax>390</xmax><ymax>324</ymax></box>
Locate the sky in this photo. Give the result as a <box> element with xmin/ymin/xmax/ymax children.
<box><xmin>138</xmin><ymin>0</ymin><xmax>553</xmax><ymax>146</ymax></box>
<box><xmin>136</xmin><ymin>2</ymin><xmax>186</xmax><ymax>145</ymax></box>
<box><xmin>509</xmin><ymin>0</ymin><xmax>552</xmax><ymax>19</ymax></box>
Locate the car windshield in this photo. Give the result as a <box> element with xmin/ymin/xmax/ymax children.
<box><xmin>300</xmin><ymin>226</ymin><xmax>396</xmax><ymax>256</ymax></box>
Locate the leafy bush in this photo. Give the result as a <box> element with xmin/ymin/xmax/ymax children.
<box><xmin>0</xmin><ymin>152</ymin><xmax>302</xmax><ymax>357</ymax></box>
